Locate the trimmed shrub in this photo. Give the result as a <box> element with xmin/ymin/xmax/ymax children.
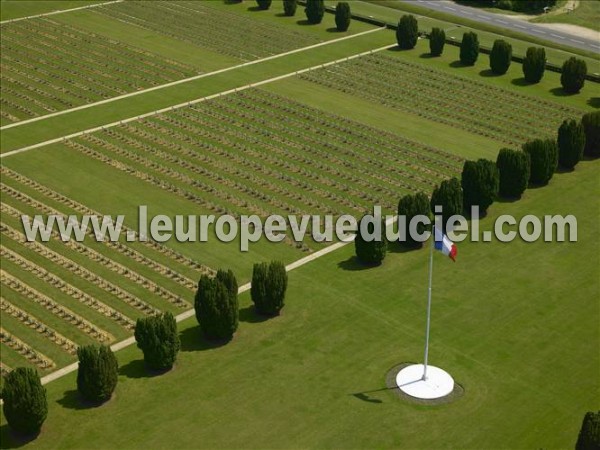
<box><xmin>283</xmin><ymin>0</ymin><xmax>297</xmax><ymax>16</ymax></box>
<box><xmin>561</xmin><ymin>57</ymin><xmax>587</xmax><ymax>94</ymax></box>
<box><xmin>557</xmin><ymin>119</ymin><xmax>585</xmax><ymax>170</ymax></box>
<box><xmin>135</xmin><ymin>312</ymin><xmax>180</xmax><ymax>371</ymax></box>
<box><xmin>582</xmin><ymin>111</ymin><xmax>600</xmax><ymax>157</ymax></box>
<box><xmin>429</xmin><ymin>27</ymin><xmax>445</xmax><ymax>56</ymax></box>
<box><xmin>522</xmin><ymin>47</ymin><xmax>546</xmax><ymax>83</ymax></box>
<box><xmin>461</xmin><ymin>159</ymin><xmax>499</xmax><ymax>216</ymax></box>
<box><xmin>305</xmin><ymin>0</ymin><xmax>325</xmax><ymax>24</ymax></box>
<box><xmin>397</xmin><ymin>192</ymin><xmax>431</xmax><ymax>248</ymax></box>
<box><xmin>496</xmin><ymin>148</ymin><xmax>530</xmax><ymax>199</ymax></box>
<box><xmin>76</xmin><ymin>345</ymin><xmax>118</xmax><ymax>404</ymax></box>
<box><xmin>335</xmin><ymin>2</ymin><xmax>351</xmax><ymax>31</ymax></box>
<box><xmin>430</xmin><ymin>178</ymin><xmax>463</xmax><ymax>231</ymax></box>
<box><xmin>2</xmin><ymin>367</ymin><xmax>47</xmax><ymax>436</ymax></box>
<box><xmin>396</xmin><ymin>15</ymin><xmax>419</xmax><ymax>50</ymax></box>
<box><xmin>576</xmin><ymin>411</ymin><xmax>600</xmax><ymax>450</ymax></box>
<box><xmin>460</xmin><ymin>31</ymin><xmax>479</xmax><ymax>66</ymax></box>
<box><xmin>489</xmin><ymin>39</ymin><xmax>512</xmax><ymax>74</ymax></box>
<box><xmin>194</xmin><ymin>272</ymin><xmax>239</xmax><ymax>341</ymax></box>
<box><xmin>523</xmin><ymin>138</ymin><xmax>558</xmax><ymax>185</ymax></box>
<box><xmin>355</xmin><ymin>216</ymin><xmax>387</xmax><ymax>265</ymax></box>
<box><xmin>251</xmin><ymin>261</ymin><xmax>288</xmax><ymax>316</ymax></box>
<box><xmin>256</xmin><ymin>0</ymin><xmax>272</xmax><ymax>10</ymax></box>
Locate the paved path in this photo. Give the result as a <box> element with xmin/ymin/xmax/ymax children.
<box><xmin>0</xmin><ymin>1</ymin><xmax>123</xmax><ymax>25</ymax></box>
<box><xmin>1</xmin><ymin>42</ymin><xmax>395</xmax><ymax>159</ymax></box>
<box><xmin>403</xmin><ymin>0</ymin><xmax>599</xmax><ymax>53</ymax></box>
<box><xmin>0</xmin><ymin>27</ymin><xmax>386</xmax><ymax>131</ymax></box>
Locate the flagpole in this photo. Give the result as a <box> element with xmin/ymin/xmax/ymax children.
<box><xmin>422</xmin><ymin>227</ymin><xmax>435</xmax><ymax>381</ymax></box>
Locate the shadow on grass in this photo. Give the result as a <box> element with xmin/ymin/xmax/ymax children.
<box><xmin>118</xmin><ymin>359</ymin><xmax>172</xmax><ymax>379</ymax></box>
<box><xmin>387</xmin><ymin>45</ymin><xmax>413</xmax><ymax>53</ymax></box>
<box><xmin>419</xmin><ymin>52</ymin><xmax>436</xmax><ymax>59</ymax></box>
<box><xmin>511</xmin><ymin>77</ymin><xmax>531</xmax><ymax>87</ymax></box>
<box><xmin>275</xmin><ymin>12</ymin><xmax>288</xmax><ymax>17</ymax></box>
<box><xmin>326</xmin><ymin>27</ymin><xmax>342</xmax><ymax>33</ymax></box>
<box><xmin>550</xmin><ymin>87</ymin><xmax>577</xmax><ymax>97</ymax></box>
<box><xmin>587</xmin><ymin>97</ymin><xmax>600</xmax><ymax>108</ymax></box>
<box><xmin>239</xmin><ymin>305</ymin><xmax>271</xmax><ymax>324</ymax></box>
<box><xmin>337</xmin><ymin>256</ymin><xmax>381</xmax><ymax>271</ymax></box>
<box><xmin>496</xmin><ymin>195</ymin><xmax>522</xmax><ymax>204</ymax></box>
<box><xmin>296</xmin><ymin>19</ymin><xmax>314</xmax><ymax>25</ymax></box>
<box><xmin>479</xmin><ymin>69</ymin><xmax>504</xmax><ymax>77</ymax></box>
<box><xmin>388</xmin><ymin>241</ymin><xmax>424</xmax><ymax>254</ymax></box>
<box><xmin>0</xmin><ymin>424</ymin><xmax>39</xmax><ymax>449</ymax></box>
<box><xmin>350</xmin><ymin>386</ymin><xmax>398</xmax><ymax>404</ymax></box>
<box><xmin>449</xmin><ymin>60</ymin><xmax>469</xmax><ymax>68</ymax></box>
<box><xmin>56</xmin><ymin>389</ymin><xmax>109</xmax><ymax>411</ymax></box>
<box><xmin>179</xmin><ymin>326</ymin><xmax>231</xmax><ymax>352</ymax></box>
<box><xmin>247</xmin><ymin>5</ymin><xmax>264</xmax><ymax>11</ymax></box>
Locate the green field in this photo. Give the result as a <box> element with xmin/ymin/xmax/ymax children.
<box><xmin>0</xmin><ymin>0</ymin><xmax>598</xmax><ymax>448</ymax></box>
<box><xmin>533</xmin><ymin>0</ymin><xmax>600</xmax><ymax>31</ymax></box>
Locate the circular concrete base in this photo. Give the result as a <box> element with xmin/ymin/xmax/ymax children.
<box><xmin>396</xmin><ymin>364</ymin><xmax>454</xmax><ymax>400</ymax></box>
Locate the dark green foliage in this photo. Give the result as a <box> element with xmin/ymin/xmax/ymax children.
<box><xmin>430</xmin><ymin>178</ymin><xmax>463</xmax><ymax>231</ymax></box>
<box><xmin>561</xmin><ymin>57</ymin><xmax>587</xmax><ymax>94</ymax></box>
<box><xmin>2</xmin><ymin>368</ymin><xmax>47</xmax><ymax>436</ymax></box>
<box><xmin>305</xmin><ymin>0</ymin><xmax>324</xmax><ymax>24</ymax></box>
<box><xmin>582</xmin><ymin>111</ymin><xmax>600</xmax><ymax>157</ymax></box>
<box><xmin>256</xmin><ymin>0</ymin><xmax>271</xmax><ymax>10</ymax></box>
<box><xmin>489</xmin><ymin>39</ymin><xmax>512</xmax><ymax>75</ymax></box>
<box><xmin>76</xmin><ymin>345</ymin><xmax>118</xmax><ymax>404</ymax></box>
<box><xmin>335</xmin><ymin>2</ymin><xmax>351</xmax><ymax>32</ymax></box>
<box><xmin>461</xmin><ymin>159</ymin><xmax>499</xmax><ymax>216</ymax></box>
<box><xmin>460</xmin><ymin>32</ymin><xmax>479</xmax><ymax>66</ymax></box>
<box><xmin>135</xmin><ymin>312</ymin><xmax>180</xmax><ymax>371</ymax></box>
<box><xmin>283</xmin><ymin>0</ymin><xmax>297</xmax><ymax>16</ymax></box>
<box><xmin>251</xmin><ymin>261</ymin><xmax>288</xmax><ymax>316</ymax></box>
<box><xmin>558</xmin><ymin>119</ymin><xmax>585</xmax><ymax>170</ymax></box>
<box><xmin>194</xmin><ymin>272</ymin><xmax>239</xmax><ymax>341</ymax></box>
<box><xmin>429</xmin><ymin>27</ymin><xmax>445</xmax><ymax>56</ymax></box>
<box><xmin>455</xmin><ymin>0</ymin><xmax>556</xmax><ymax>11</ymax></box>
<box><xmin>355</xmin><ymin>216</ymin><xmax>387</xmax><ymax>265</ymax></box>
<box><xmin>523</xmin><ymin>138</ymin><xmax>558</xmax><ymax>185</ymax></box>
<box><xmin>576</xmin><ymin>411</ymin><xmax>600</xmax><ymax>450</ymax></box>
<box><xmin>397</xmin><ymin>192</ymin><xmax>431</xmax><ymax>248</ymax></box>
<box><xmin>396</xmin><ymin>15</ymin><xmax>419</xmax><ymax>50</ymax></box>
<box><xmin>522</xmin><ymin>47</ymin><xmax>546</xmax><ymax>83</ymax></box>
<box><xmin>496</xmin><ymin>148</ymin><xmax>530</xmax><ymax>199</ymax></box>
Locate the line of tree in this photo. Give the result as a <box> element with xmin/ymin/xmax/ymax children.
<box><xmin>489</xmin><ymin>39</ymin><xmax>512</xmax><ymax>75</ymax></box>
<box><xmin>335</xmin><ymin>2</ymin><xmax>351</xmax><ymax>32</ymax></box>
<box><xmin>76</xmin><ymin>345</ymin><xmax>118</xmax><ymax>405</ymax></box>
<box><xmin>251</xmin><ymin>261</ymin><xmax>289</xmax><ymax>316</ymax></box>
<box><xmin>396</xmin><ymin>14</ymin><xmax>419</xmax><ymax>50</ymax></box>
<box><xmin>194</xmin><ymin>269</ymin><xmax>239</xmax><ymax>341</ymax></box>
<box><xmin>429</xmin><ymin>27</ymin><xmax>446</xmax><ymax>56</ymax></box>
<box><xmin>305</xmin><ymin>0</ymin><xmax>325</xmax><ymax>24</ymax></box>
<box><xmin>460</xmin><ymin>31</ymin><xmax>480</xmax><ymax>66</ymax></box>
<box><xmin>135</xmin><ymin>312</ymin><xmax>180</xmax><ymax>372</ymax></box>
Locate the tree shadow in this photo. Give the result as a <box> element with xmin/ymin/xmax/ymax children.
<box><xmin>419</xmin><ymin>52</ymin><xmax>436</xmax><ymax>59</ymax></box>
<box><xmin>587</xmin><ymin>97</ymin><xmax>600</xmax><ymax>108</ymax></box>
<box><xmin>496</xmin><ymin>195</ymin><xmax>522</xmax><ymax>204</ymax></box>
<box><xmin>56</xmin><ymin>389</ymin><xmax>102</xmax><ymax>410</ymax></box>
<box><xmin>550</xmin><ymin>87</ymin><xmax>577</xmax><ymax>97</ymax></box>
<box><xmin>247</xmin><ymin>5</ymin><xmax>264</xmax><ymax>11</ymax></box>
<box><xmin>239</xmin><ymin>305</ymin><xmax>271</xmax><ymax>324</ymax></box>
<box><xmin>179</xmin><ymin>326</ymin><xmax>231</xmax><ymax>352</ymax></box>
<box><xmin>387</xmin><ymin>46</ymin><xmax>410</xmax><ymax>52</ymax></box>
<box><xmin>326</xmin><ymin>27</ymin><xmax>342</xmax><ymax>33</ymax></box>
<box><xmin>388</xmin><ymin>241</ymin><xmax>424</xmax><ymax>254</ymax></box>
<box><xmin>118</xmin><ymin>359</ymin><xmax>172</xmax><ymax>379</ymax></box>
<box><xmin>511</xmin><ymin>77</ymin><xmax>531</xmax><ymax>87</ymax></box>
<box><xmin>296</xmin><ymin>19</ymin><xmax>313</xmax><ymax>25</ymax></box>
<box><xmin>337</xmin><ymin>256</ymin><xmax>381</xmax><ymax>271</ymax></box>
<box><xmin>275</xmin><ymin>12</ymin><xmax>288</xmax><ymax>17</ymax></box>
<box><xmin>223</xmin><ymin>0</ymin><xmax>242</xmax><ymax>4</ymax></box>
<box><xmin>449</xmin><ymin>60</ymin><xmax>468</xmax><ymax>68</ymax></box>
<box><xmin>0</xmin><ymin>424</ymin><xmax>39</xmax><ymax>449</ymax></box>
<box><xmin>479</xmin><ymin>69</ymin><xmax>503</xmax><ymax>77</ymax></box>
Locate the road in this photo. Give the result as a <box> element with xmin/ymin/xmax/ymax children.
<box><xmin>401</xmin><ymin>0</ymin><xmax>600</xmax><ymax>54</ymax></box>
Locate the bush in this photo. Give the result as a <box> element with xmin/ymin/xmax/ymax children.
<box><xmin>335</xmin><ymin>2</ymin><xmax>351</xmax><ymax>31</ymax></box>
<box><xmin>2</xmin><ymin>368</ymin><xmax>47</xmax><ymax>436</ymax></box>
<box><xmin>489</xmin><ymin>39</ymin><xmax>512</xmax><ymax>74</ymax></box>
<box><xmin>305</xmin><ymin>0</ymin><xmax>324</xmax><ymax>24</ymax></box>
<box><xmin>283</xmin><ymin>0</ymin><xmax>297</xmax><ymax>16</ymax></box>
<box><xmin>397</xmin><ymin>192</ymin><xmax>431</xmax><ymax>248</ymax></box>
<box><xmin>497</xmin><ymin>0</ymin><xmax>513</xmax><ymax>10</ymax></box>
<box><xmin>429</xmin><ymin>27</ymin><xmax>445</xmax><ymax>56</ymax></box>
<box><xmin>76</xmin><ymin>345</ymin><xmax>118</xmax><ymax>404</ymax></box>
<box><xmin>522</xmin><ymin>47</ymin><xmax>546</xmax><ymax>83</ymax></box>
<box><xmin>430</xmin><ymin>178</ymin><xmax>463</xmax><ymax>231</ymax></box>
<box><xmin>396</xmin><ymin>15</ymin><xmax>419</xmax><ymax>50</ymax></box>
<box><xmin>194</xmin><ymin>272</ymin><xmax>239</xmax><ymax>341</ymax></box>
<box><xmin>581</xmin><ymin>111</ymin><xmax>600</xmax><ymax>157</ymax></box>
<box><xmin>523</xmin><ymin>138</ymin><xmax>558</xmax><ymax>185</ymax></box>
<box><xmin>251</xmin><ymin>261</ymin><xmax>288</xmax><ymax>316</ymax></box>
<box><xmin>135</xmin><ymin>312</ymin><xmax>180</xmax><ymax>371</ymax></box>
<box><xmin>461</xmin><ymin>159</ymin><xmax>499</xmax><ymax>216</ymax></box>
<box><xmin>496</xmin><ymin>148</ymin><xmax>530</xmax><ymax>199</ymax></box>
<box><xmin>256</xmin><ymin>0</ymin><xmax>271</xmax><ymax>10</ymax></box>
<box><xmin>460</xmin><ymin>32</ymin><xmax>479</xmax><ymax>66</ymax></box>
<box><xmin>561</xmin><ymin>57</ymin><xmax>587</xmax><ymax>94</ymax></box>
<box><xmin>355</xmin><ymin>216</ymin><xmax>387</xmax><ymax>265</ymax></box>
<box><xmin>576</xmin><ymin>411</ymin><xmax>600</xmax><ymax>450</ymax></box>
<box><xmin>557</xmin><ymin>119</ymin><xmax>585</xmax><ymax>170</ymax></box>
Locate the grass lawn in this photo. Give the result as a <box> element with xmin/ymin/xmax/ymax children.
<box><xmin>1</xmin><ymin>158</ymin><xmax>597</xmax><ymax>448</ymax></box>
<box><xmin>0</xmin><ymin>0</ymin><xmax>104</xmax><ymax>21</ymax></box>
<box><xmin>533</xmin><ymin>0</ymin><xmax>600</xmax><ymax>32</ymax></box>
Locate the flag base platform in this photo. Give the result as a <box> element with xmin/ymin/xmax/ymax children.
<box><xmin>396</xmin><ymin>364</ymin><xmax>454</xmax><ymax>400</ymax></box>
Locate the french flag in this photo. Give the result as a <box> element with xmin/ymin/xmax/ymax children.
<box><xmin>434</xmin><ymin>227</ymin><xmax>457</xmax><ymax>262</ymax></box>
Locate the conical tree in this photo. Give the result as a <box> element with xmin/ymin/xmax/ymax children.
<box><xmin>489</xmin><ymin>39</ymin><xmax>512</xmax><ymax>75</ymax></box>
<box><xmin>557</xmin><ymin>119</ymin><xmax>585</xmax><ymax>170</ymax></box>
<box><xmin>430</xmin><ymin>177</ymin><xmax>463</xmax><ymax>231</ymax></box>
<box><xmin>305</xmin><ymin>0</ymin><xmax>325</xmax><ymax>24</ymax></box>
<box><xmin>581</xmin><ymin>111</ymin><xmax>600</xmax><ymax>157</ymax></box>
<box><xmin>461</xmin><ymin>159</ymin><xmax>499</xmax><ymax>216</ymax></box>
<box><xmin>2</xmin><ymin>367</ymin><xmax>47</xmax><ymax>436</ymax></box>
<box><xmin>561</xmin><ymin>57</ymin><xmax>587</xmax><ymax>94</ymax></box>
<box><xmin>397</xmin><ymin>192</ymin><xmax>431</xmax><ymax>248</ymax></box>
<box><xmin>135</xmin><ymin>312</ymin><xmax>180</xmax><ymax>371</ymax></box>
<box><xmin>496</xmin><ymin>148</ymin><xmax>530</xmax><ymax>199</ymax></box>
<box><xmin>256</xmin><ymin>0</ymin><xmax>272</xmax><ymax>10</ymax></box>
<box><xmin>76</xmin><ymin>345</ymin><xmax>118</xmax><ymax>404</ymax></box>
<box><xmin>195</xmin><ymin>273</ymin><xmax>239</xmax><ymax>341</ymax></box>
<box><xmin>251</xmin><ymin>261</ymin><xmax>288</xmax><ymax>316</ymax></box>
<box><xmin>523</xmin><ymin>138</ymin><xmax>557</xmax><ymax>185</ymax></box>
<box><xmin>429</xmin><ymin>27</ymin><xmax>445</xmax><ymax>56</ymax></box>
<box><xmin>396</xmin><ymin>15</ymin><xmax>419</xmax><ymax>50</ymax></box>
<box><xmin>522</xmin><ymin>47</ymin><xmax>546</xmax><ymax>83</ymax></box>
<box><xmin>460</xmin><ymin>32</ymin><xmax>479</xmax><ymax>66</ymax></box>
<box><xmin>576</xmin><ymin>411</ymin><xmax>600</xmax><ymax>450</ymax></box>
<box><xmin>335</xmin><ymin>2</ymin><xmax>351</xmax><ymax>32</ymax></box>
<box><xmin>355</xmin><ymin>216</ymin><xmax>387</xmax><ymax>265</ymax></box>
<box><xmin>283</xmin><ymin>0</ymin><xmax>297</xmax><ymax>16</ymax></box>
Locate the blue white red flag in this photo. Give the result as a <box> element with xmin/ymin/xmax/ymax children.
<box><xmin>434</xmin><ymin>227</ymin><xmax>457</xmax><ymax>262</ymax></box>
